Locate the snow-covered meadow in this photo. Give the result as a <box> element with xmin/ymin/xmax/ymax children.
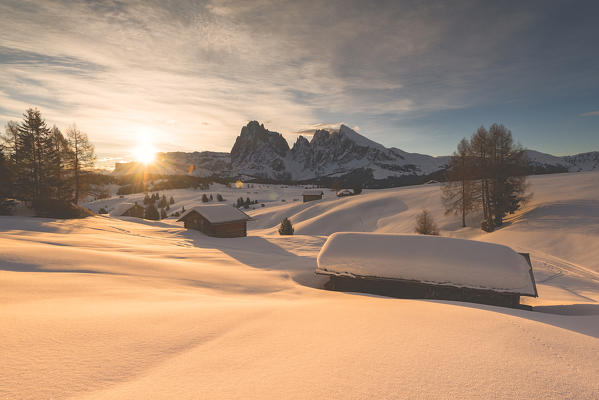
<box><xmin>1</xmin><ymin>171</ymin><xmax>599</xmax><ymax>399</ymax></box>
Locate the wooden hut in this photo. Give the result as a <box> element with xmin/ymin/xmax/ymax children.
<box><xmin>336</xmin><ymin>188</ymin><xmax>354</xmax><ymax>197</ymax></box>
<box><xmin>177</xmin><ymin>204</ymin><xmax>250</xmax><ymax>238</ymax></box>
<box><xmin>316</xmin><ymin>233</ymin><xmax>538</xmax><ymax>309</ymax></box>
<box><xmin>110</xmin><ymin>202</ymin><xmax>145</xmax><ymax>218</ymax></box>
<box><xmin>302</xmin><ymin>190</ymin><xmax>324</xmax><ymax>203</ymax></box>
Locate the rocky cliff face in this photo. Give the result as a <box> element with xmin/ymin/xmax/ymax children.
<box><xmin>229</xmin><ymin>122</ymin><xmax>449</xmax><ymax>180</ymax></box>
<box><xmin>230</xmin><ymin>121</ymin><xmax>292</xmax><ymax>180</ymax></box>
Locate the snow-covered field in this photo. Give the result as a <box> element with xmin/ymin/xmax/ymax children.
<box><xmin>1</xmin><ymin>172</ymin><xmax>599</xmax><ymax>399</ymax></box>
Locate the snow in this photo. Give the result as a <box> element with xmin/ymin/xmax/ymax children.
<box><xmin>108</xmin><ymin>202</ymin><xmax>138</xmax><ymax>217</ymax></box>
<box><xmin>1</xmin><ymin>171</ymin><xmax>599</xmax><ymax>399</ymax></box>
<box><xmin>178</xmin><ymin>204</ymin><xmax>250</xmax><ymax>223</ymax></box>
<box><xmin>317</xmin><ymin>232</ymin><xmax>537</xmax><ymax>295</ymax></box>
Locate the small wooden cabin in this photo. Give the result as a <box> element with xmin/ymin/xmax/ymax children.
<box><xmin>302</xmin><ymin>190</ymin><xmax>324</xmax><ymax>203</ymax></box>
<box><xmin>336</xmin><ymin>189</ymin><xmax>354</xmax><ymax>197</ymax></box>
<box><xmin>177</xmin><ymin>204</ymin><xmax>250</xmax><ymax>238</ymax></box>
<box><xmin>110</xmin><ymin>202</ymin><xmax>145</xmax><ymax>218</ymax></box>
<box><xmin>316</xmin><ymin>233</ymin><xmax>538</xmax><ymax>309</ymax></box>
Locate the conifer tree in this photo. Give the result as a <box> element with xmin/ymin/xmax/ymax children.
<box><xmin>66</xmin><ymin>125</ymin><xmax>95</xmax><ymax>204</ymax></box>
<box><xmin>145</xmin><ymin>202</ymin><xmax>159</xmax><ymax>220</ymax></box>
<box><xmin>14</xmin><ymin>108</ymin><xmax>54</xmax><ymax>202</ymax></box>
<box><xmin>278</xmin><ymin>217</ymin><xmax>294</xmax><ymax>235</ymax></box>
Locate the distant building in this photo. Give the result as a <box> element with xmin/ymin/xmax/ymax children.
<box><xmin>336</xmin><ymin>189</ymin><xmax>354</xmax><ymax>197</ymax></box>
<box><xmin>110</xmin><ymin>202</ymin><xmax>145</xmax><ymax>218</ymax></box>
<box><xmin>177</xmin><ymin>204</ymin><xmax>250</xmax><ymax>238</ymax></box>
<box><xmin>302</xmin><ymin>190</ymin><xmax>324</xmax><ymax>203</ymax></box>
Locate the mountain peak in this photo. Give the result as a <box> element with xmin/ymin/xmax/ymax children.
<box><xmin>337</xmin><ymin>124</ymin><xmax>386</xmax><ymax>151</ymax></box>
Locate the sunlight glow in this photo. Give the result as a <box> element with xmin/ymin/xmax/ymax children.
<box><xmin>132</xmin><ymin>143</ymin><xmax>157</xmax><ymax>164</ymax></box>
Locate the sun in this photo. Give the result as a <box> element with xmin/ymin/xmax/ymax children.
<box><xmin>132</xmin><ymin>143</ymin><xmax>157</xmax><ymax>164</ymax></box>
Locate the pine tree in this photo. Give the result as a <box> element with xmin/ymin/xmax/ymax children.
<box><xmin>169</xmin><ymin>196</ymin><xmax>175</xmax><ymax>205</ymax></box>
<box><xmin>143</xmin><ymin>194</ymin><xmax>151</xmax><ymax>204</ymax></box>
<box><xmin>0</xmin><ymin>144</ymin><xmax>12</xmax><ymax>202</ymax></box>
<box><xmin>145</xmin><ymin>202</ymin><xmax>159</xmax><ymax>220</ymax></box>
<box><xmin>14</xmin><ymin>108</ymin><xmax>54</xmax><ymax>202</ymax></box>
<box><xmin>278</xmin><ymin>217</ymin><xmax>294</xmax><ymax>235</ymax></box>
<box><xmin>209</xmin><ymin>194</ymin><xmax>213</xmax><ymax>201</ymax></box>
<box><xmin>216</xmin><ymin>193</ymin><xmax>224</xmax><ymax>201</ymax></box>
<box><xmin>414</xmin><ymin>209</ymin><xmax>439</xmax><ymax>235</ymax></box>
<box><xmin>160</xmin><ymin>208</ymin><xmax>167</xmax><ymax>219</ymax></box>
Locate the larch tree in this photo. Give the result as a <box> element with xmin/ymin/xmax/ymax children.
<box><xmin>446</xmin><ymin>124</ymin><xmax>531</xmax><ymax>232</ymax></box>
<box><xmin>469</xmin><ymin>126</ymin><xmax>494</xmax><ymax>231</ymax></box>
<box><xmin>49</xmin><ymin>125</ymin><xmax>74</xmax><ymax>201</ymax></box>
<box><xmin>442</xmin><ymin>138</ymin><xmax>479</xmax><ymax>227</ymax></box>
<box><xmin>487</xmin><ymin>123</ymin><xmax>530</xmax><ymax>227</ymax></box>
<box><xmin>66</xmin><ymin>125</ymin><xmax>96</xmax><ymax>204</ymax></box>
<box><xmin>414</xmin><ymin>209</ymin><xmax>439</xmax><ymax>235</ymax></box>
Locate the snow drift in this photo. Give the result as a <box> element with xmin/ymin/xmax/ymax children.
<box><xmin>316</xmin><ymin>232</ymin><xmax>538</xmax><ymax>296</ymax></box>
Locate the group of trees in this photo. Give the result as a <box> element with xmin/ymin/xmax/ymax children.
<box><xmin>0</xmin><ymin>108</ymin><xmax>95</xmax><ymax>210</ymax></box>
<box><xmin>143</xmin><ymin>193</ymin><xmax>175</xmax><ymax>220</ymax></box>
<box><xmin>236</xmin><ymin>197</ymin><xmax>258</xmax><ymax>209</ymax></box>
<box><xmin>442</xmin><ymin>124</ymin><xmax>530</xmax><ymax>232</ymax></box>
<box><xmin>201</xmin><ymin>193</ymin><xmax>225</xmax><ymax>203</ymax></box>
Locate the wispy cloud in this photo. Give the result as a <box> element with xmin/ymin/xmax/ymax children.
<box><xmin>1</xmin><ymin>0</ymin><xmax>598</xmax><ymax>158</ymax></box>
<box><xmin>581</xmin><ymin>111</ymin><xmax>599</xmax><ymax>117</ymax></box>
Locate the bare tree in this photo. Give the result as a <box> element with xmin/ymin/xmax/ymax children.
<box><xmin>442</xmin><ymin>138</ymin><xmax>479</xmax><ymax>227</ymax></box>
<box><xmin>66</xmin><ymin>125</ymin><xmax>96</xmax><ymax>203</ymax></box>
<box><xmin>414</xmin><ymin>209</ymin><xmax>439</xmax><ymax>235</ymax></box>
<box><xmin>450</xmin><ymin>124</ymin><xmax>531</xmax><ymax>232</ymax></box>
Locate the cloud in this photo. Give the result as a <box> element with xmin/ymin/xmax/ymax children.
<box><xmin>581</xmin><ymin>111</ymin><xmax>599</xmax><ymax>117</ymax></box>
<box><xmin>1</xmin><ymin>0</ymin><xmax>598</xmax><ymax>159</ymax></box>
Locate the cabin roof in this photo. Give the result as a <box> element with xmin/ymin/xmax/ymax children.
<box><xmin>109</xmin><ymin>202</ymin><xmax>142</xmax><ymax>217</ymax></box>
<box><xmin>302</xmin><ymin>190</ymin><xmax>323</xmax><ymax>196</ymax></box>
<box><xmin>316</xmin><ymin>232</ymin><xmax>538</xmax><ymax>297</ymax></box>
<box><xmin>177</xmin><ymin>204</ymin><xmax>250</xmax><ymax>224</ymax></box>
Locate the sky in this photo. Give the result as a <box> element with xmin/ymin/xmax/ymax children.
<box><xmin>1</xmin><ymin>0</ymin><xmax>598</xmax><ymax>169</ymax></box>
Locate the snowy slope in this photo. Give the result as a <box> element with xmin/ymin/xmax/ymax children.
<box><xmin>1</xmin><ymin>171</ymin><xmax>599</xmax><ymax>399</ymax></box>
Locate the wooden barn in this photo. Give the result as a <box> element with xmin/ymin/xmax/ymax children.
<box><xmin>110</xmin><ymin>202</ymin><xmax>145</xmax><ymax>218</ymax></box>
<box><xmin>316</xmin><ymin>233</ymin><xmax>538</xmax><ymax>309</ymax></box>
<box><xmin>177</xmin><ymin>204</ymin><xmax>250</xmax><ymax>238</ymax></box>
<box><xmin>302</xmin><ymin>190</ymin><xmax>324</xmax><ymax>203</ymax></box>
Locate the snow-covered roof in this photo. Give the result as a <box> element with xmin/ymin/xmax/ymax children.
<box><xmin>302</xmin><ymin>190</ymin><xmax>323</xmax><ymax>196</ymax></box>
<box><xmin>316</xmin><ymin>232</ymin><xmax>537</xmax><ymax>296</ymax></box>
<box><xmin>177</xmin><ymin>204</ymin><xmax>250</xmax><ymax>224</ymax></box>
<box><xmin>109</xmin><ymin>202</ymin><xmax>141</xmax><ymax>217</ymax></box>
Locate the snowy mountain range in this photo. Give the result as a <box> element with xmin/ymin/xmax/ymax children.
<box><xmin>114</xmin><ymin>121</ymin><xmax>599</xmax><ymax>181</ymax></box>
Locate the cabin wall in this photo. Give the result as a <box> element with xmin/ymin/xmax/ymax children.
<box><xmin>303</xmin><ymin>195</ymin><xmax>322</xmax><ymax>203</ymax></box>
<box><xmin>183</xmin><ymin>212</ymin><xmax>247</xmax><ymax>237</ymax></box>
<box><xmin>325</xmin><ymin>275</ymin><xmax>522</xmax><ymax>309</ymax></box>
